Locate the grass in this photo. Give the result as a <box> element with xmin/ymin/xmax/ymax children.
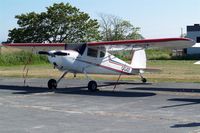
<box><xmin>0</xmin><ymin>47</ymin><xmax>48</xmax><ymax>66</ymax></box>
<box><xmin>146</xmin><ymin>49</ymin><xmax>172</xmax><ymax>60</ymax></box>
<box><xmin>0</xmin><ymin>60</ymin><xmax>200</xmax><ymax>83</ymax></box>
<box><xmin>145</xmin><ymin>60</ymin><xmax>200</xmax><ymax>83</ymax></box>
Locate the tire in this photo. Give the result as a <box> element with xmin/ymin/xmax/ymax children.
<box><xmin>48</xmin><ymin>79</ymin><xmax>57</xmax><ymax>89</ymax></box>
<box><xmin>142</xmin><ymin>78</ymin><xmax>147</xmax><ymax>83</ymax></box>
<box><xmin>88</xmin><ymin>80</ymin><xmax>98</xmax><ymax>92</ymax></box>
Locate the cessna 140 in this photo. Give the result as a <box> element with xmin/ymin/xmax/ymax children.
<box><xmin>3</xmin><ymin>38</ymin><xmax>194</xmax><ymax>91</ymax></box>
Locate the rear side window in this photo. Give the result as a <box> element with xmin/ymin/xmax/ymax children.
<box><xmin>197</xmin><ymin>37</ymin><xmax>200</xmax><ymax>43</ymax></box>
<box><xmin>87</xmin><ymin>48</ymin><xmax>98</xmax><ymax>57</ymax></box>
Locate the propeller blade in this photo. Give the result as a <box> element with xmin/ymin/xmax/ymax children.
<box><xmin>54</xmin><ymin>51</ymin><xmax>68</xmax><ymax>56</ymax></box>
<box><xmin>38</xmin><ymin>51</ymin><xmax>50</xmax><ymax>55</ymax></box>
<box><xmin>38</xmin><ymin>51</ymin><xmax>68</xmax><ymax>56</ymax></box>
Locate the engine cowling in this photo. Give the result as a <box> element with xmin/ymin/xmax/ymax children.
<box><xmin>47</xmin><ymin>50</ymin><xmax>79</xmax><ymax>71</ymax></box>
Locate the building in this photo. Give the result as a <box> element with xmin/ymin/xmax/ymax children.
<box><xmin>186</xmin><ymin>24</ymin><xmax>200</xmax><ymax>54</ymax></box>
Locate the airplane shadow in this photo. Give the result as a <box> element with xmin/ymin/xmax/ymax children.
<box><xmin>103</xmin><ymin>81</ymin><xmax>152</xmax><ymax>85</ymax></box>
<box><xmin>127</xmin><ymin>87</ymin><xmax>200</xmax><ymax>93</ymax></box>
<box><xmin>161</xmin><ymin>98</ymin><xmax>200</xmax><ymax>108</ymax></box>
<box><xmin>126</xmin><ymin>86</ymin><xmax>200</xmax><ymax>107</ymax></box>
<box><xmin>0</xmin><ymin>84</ymin><xmax>156</xmax><ymax>98</ymax></box>
<box><xmin>171</xmin><ymin>122</ymin><xmax>200</xmax><ymax>128</ymax></box>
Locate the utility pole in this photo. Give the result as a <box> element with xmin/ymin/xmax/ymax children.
<box><xmin>181</xmin><ymin>28</ymin><xmax>184</xmax><ymax>38</ymax></box>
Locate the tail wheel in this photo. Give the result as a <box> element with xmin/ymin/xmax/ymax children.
<box><xmin>88</xmin><ymin>80</ymin><xmax>98</xmax><ymax>92</ymax></box>
<box><xmin>48</xmin><ymin>79</ymin><xmax>57</xmax><ymax>89</ymax></box>
<box><xmin>142</xmin><ymin>78</ymin><xmax>147</xmax><ymax>83</ymax></box>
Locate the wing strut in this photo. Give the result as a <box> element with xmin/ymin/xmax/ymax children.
<box><xmin>113</xmin><ymin>47</ymin><xmax>135</xmax><ymax>91</ymax></box>
<box><xmin>113</xmin><ymin>63</ymin><xmax>129</xmax><ymax>91</ymax></box>
<box><xmin>112</xmin><ymin>73</ymin><xmax>122</xmax><ymax>92</ymax></box>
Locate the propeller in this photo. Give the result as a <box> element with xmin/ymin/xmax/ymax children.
<box><xmin>54</xmin><ymin>51</ymin><xmax>69</xmax><ymax>56</ymax></box>
<box><xmin>38</xmin><ymin>51</ymin><xmax>68</xmax><ymax>56</ymax></box>
<box><xmin>38</xmin><ymin>51</ymin><xmax>50</xmax><ymax>55</ymax></box>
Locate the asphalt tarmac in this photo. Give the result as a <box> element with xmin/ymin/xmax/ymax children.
<box><xmin>0</xmin><ymin>77</ymin><xmax>200</xmax><ymax>133</ymax></box>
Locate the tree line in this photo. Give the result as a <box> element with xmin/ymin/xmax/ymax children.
<box><xmin>7</xmin><ymin>2</ymin><xmax>143</xmax><ymax>43</ymax></box>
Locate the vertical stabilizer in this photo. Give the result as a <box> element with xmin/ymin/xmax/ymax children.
<box><xmin>131</xmin><ymin>49</ymin><xmax>146</xmax><ymax>69</ymax></box>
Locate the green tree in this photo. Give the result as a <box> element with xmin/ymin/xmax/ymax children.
<box><xmin>99</xmin><ymin>14</ymin><xmax>143</xmax><ymax>41</ymax></box>
<box><xmin>8</xmin><ymin>3</ymin><xmax>100</xmax><ymax>43</ymax></box>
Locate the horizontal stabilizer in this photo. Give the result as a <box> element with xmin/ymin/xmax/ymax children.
<box><xmin>133</xmin><ymin>67</ymin><xmax>161</xmax><ymax>73</ymax></box>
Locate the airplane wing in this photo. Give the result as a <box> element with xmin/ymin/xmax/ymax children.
<box><xmin>87</xmin><ymin>38</ymin><xmax>194</xmax><ymax>51</ymax></box>
<box><xmin>2</xmin><ymin>38</ymin><xmax>194</xmax><ymax>52</ymax></box>
<box><xmin>2</xmin><ymin>43</ymin><xmax>66</xmax><ymax>52</ymax></box>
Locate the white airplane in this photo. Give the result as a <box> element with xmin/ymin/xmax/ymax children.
<box><xmin>3</xmin><ymin>38</ymin><xmax>194</xmax><ymax>91</ymax></box>
<box><xmin>192</xmin><ymin>43</ymin><xmax>200</xmax><ymax>65</ymax></box>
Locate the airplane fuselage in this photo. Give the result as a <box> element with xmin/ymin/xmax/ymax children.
<box><xmin>47</xmin><ymin>48</ymin><xmax>139</xmax><ymax>75</ymax></box>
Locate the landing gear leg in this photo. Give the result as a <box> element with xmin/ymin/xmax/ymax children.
<box><xmin>139</xmin><ymin>73</ymin><xmax>147</xmax><ymax>83</ymax></box>
<box><xmin>83</xmin><ymin>70</ymin><xmax>99</xmax><ymax>92</ymax></box>
<box><xmin>48</xmin><ymin>71</ymin><xmax>68</xmax><ymax>89</ymax></box>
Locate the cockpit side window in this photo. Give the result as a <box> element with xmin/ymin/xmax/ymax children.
<box><xmin>87</xmin><ymin>48</ymin><xmax>98</xmax><ymax>57</ymax></box>
<box><xmin>100</xmin><ymin>51</ymin><xmax>105</xmax><ymax>58</ymax></box>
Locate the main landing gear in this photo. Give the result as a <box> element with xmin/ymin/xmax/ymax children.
<box><xmin>47</xmin><ymin>71</ymin><xmax>68</xmax><ymax>90</ymax></box>
<box><xmin>48</xmin><ymin>79</ymin><xmax>57</xmax><ymax>89</ymax></box>
<box><xmin>88</xmin><ymin>80</ymin><xmax>98</xmax><ymax>92</ymax></box>
<box><xmin>84</xmin><ymin>70</ymin><xmax>99</xmax><ymax>92</ymax></box>
<box><xmin>47</xmin><ymin>71</ymin><xmax>99</xmax><ymax>92</ymax></box>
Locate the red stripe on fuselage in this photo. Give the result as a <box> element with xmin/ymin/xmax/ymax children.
<box><xmin>76</xmin><ymin>59</ymin><xmax>130</xmax><ymax>75</ymax></box>
<box><xmin>108</xmin><ymin>56</ymin><xmax>132</xmax><ymax>70</ymax></box>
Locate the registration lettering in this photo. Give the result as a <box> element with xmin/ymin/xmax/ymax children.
<box><xmin>122</xmin><ymin>65</ymin><xmax>131</xmax><ymax>73</ymax></box>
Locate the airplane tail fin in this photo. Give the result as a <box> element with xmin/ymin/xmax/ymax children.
<box><xmin>130</xmin><ymin>49</ymin><xmax>146</xmax><ymax>69</ymax></box>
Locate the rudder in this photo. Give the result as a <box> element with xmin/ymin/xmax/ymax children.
<box><xmin>131</xmin><ymin>49</ymin><xmax>146</xmax><ymax>69</ymax></box>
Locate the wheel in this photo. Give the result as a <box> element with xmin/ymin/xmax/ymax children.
<box><xmin>88</xmin><ymin>80</ymin><xmax>98</xmax><ymax>92</ymax></box>
<box><xmin>142</xmin><ymin>78</ymin><xmax>147</xmax><ymax>83</ymax></box>
<box><xmin>48</xmin><ymin>79</ymin><xmax>57</xmax><ymax>89</ymax></box>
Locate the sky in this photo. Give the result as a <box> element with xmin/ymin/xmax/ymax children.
<box><xmin>1</xmin><ymin>0</ymin><xmax>200</xmax><ymax>42</ymax></box>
